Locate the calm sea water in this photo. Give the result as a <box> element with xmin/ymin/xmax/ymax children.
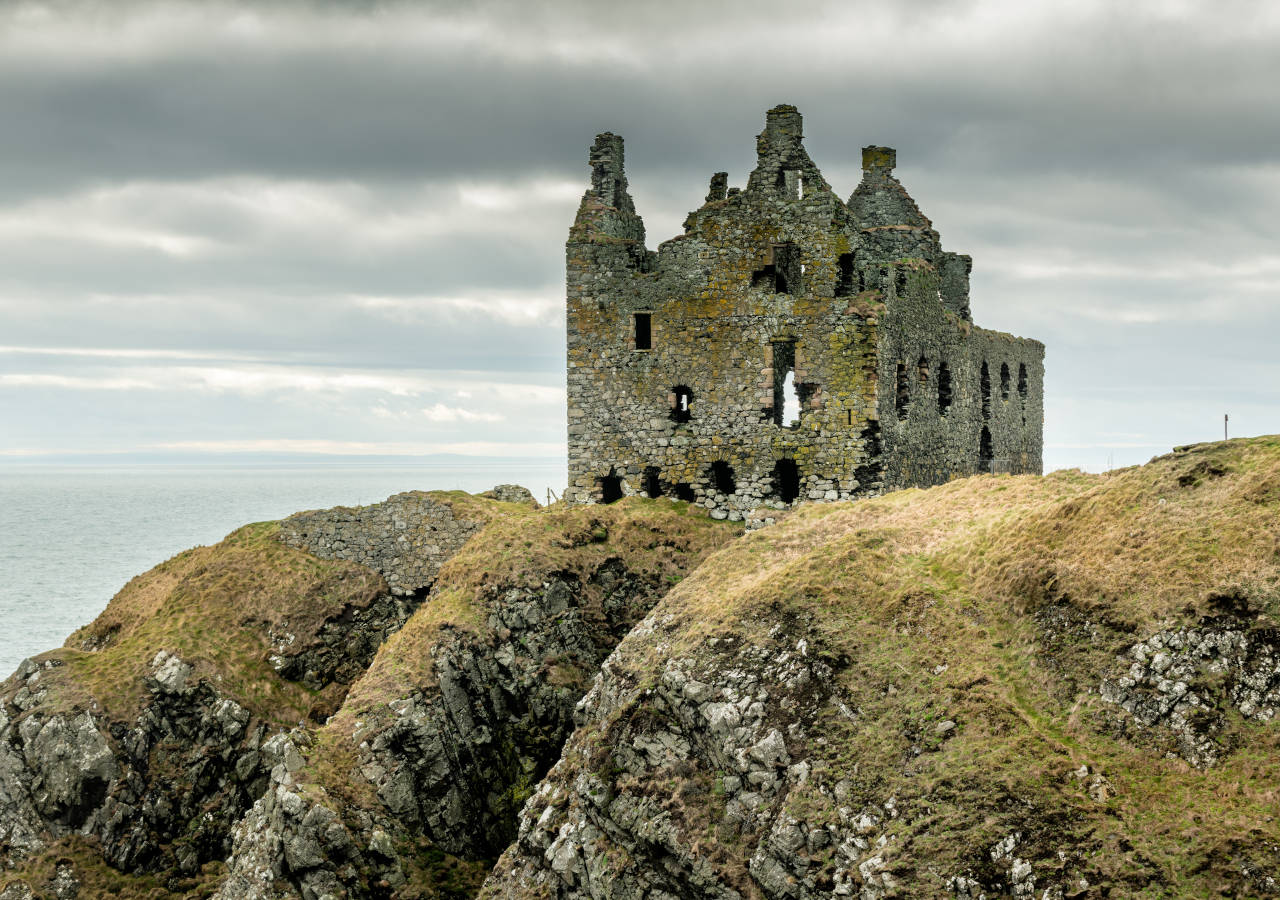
<box><xmin>0</xmin><ymin>462</ymin><xmax>564</xmax><ymax>678</ymax></box>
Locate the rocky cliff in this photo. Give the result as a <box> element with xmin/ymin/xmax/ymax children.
<box><xmin>3</xmin><ymin>438</ymin><xmax>1280</xmax><ymax>899</ymax></box>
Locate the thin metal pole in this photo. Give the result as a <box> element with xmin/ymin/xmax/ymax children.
<box><xmin>1224</xmin><ymin>413</ymin><xmax>1229</xmax><ymax>441</ymax></box>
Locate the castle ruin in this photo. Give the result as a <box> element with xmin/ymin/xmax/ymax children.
<box><xmin>565</xmin><ymin>105</ymin><xmax>1044</xmax><ymax>520</ymax></box>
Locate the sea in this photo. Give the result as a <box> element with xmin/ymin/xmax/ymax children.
<box><xmin>0</xmin><ymin>460</ymin><xmax>565</xmax><ymax>679</ymax></box>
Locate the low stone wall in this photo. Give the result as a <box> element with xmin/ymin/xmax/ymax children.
<box><xmin>277</xmin><ymin>492</ymin><xmax>486</xmax><ymax>596</ymax></box>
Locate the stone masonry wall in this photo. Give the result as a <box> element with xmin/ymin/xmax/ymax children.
<box><xmin>565</xmin><ymin>106</ymin><xmax>1044</xmax><ymax>519</ymax></box>
<box><xmin>277</xmin><ymin>492</ymin><xmax>485</xmax><ymax>595</ymax></box>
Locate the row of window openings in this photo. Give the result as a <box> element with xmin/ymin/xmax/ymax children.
<box><xmin>632</xmin><ymin>254</ymin><xmax>864</xmax><ymax>350</ymax></box>
<box><xmin>599</xmin><ymin>459</ymin><xmax>803</xmax><ymax>505</ymax></box>
<box><xmin>670</xmin><ymin>376</ymin><xmax>802</xmax><ymax>428</ymax></box>
<box><xmin>895</xmin><ymin>359</ymin><xmax>1029</xmax><ymax>422</ymax></box>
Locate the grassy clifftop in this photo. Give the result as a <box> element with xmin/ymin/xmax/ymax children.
<box><xmin>488</xmin><ymin>436</ymin><xmax>1280</xmax><ymax>898</ymax></box>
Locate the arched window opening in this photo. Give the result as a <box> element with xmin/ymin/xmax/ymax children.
<box><xmin>600</xmin><ymin>469</ymin><xmax>624</xmax><ymax>504</ymax></box>
<box><xmin>709</xmin><ymin>461</ymin><xmax>736</xmax><ymax>496</ymax></box>
<box><xmin>980</xmin><ymin>362</ymin><xmax>991</xmax><ymax>421</ymax></box>
<box><xmin>643</xmin><ymin>466</ymin><xmax>662</xmax><ymax>499</ymax></box>
<box><xmin>671</xmin><ymin>385</ymin><xmax>693</xmax><ymax>424</ymax></box>
<box><xmin>937</xmin><ymin>361</ymin><xmax>953</xmax><ymax>414</ymax></box>
<box><xmin>895</xmin><ymin>362</ymin><xmax>910</xmax><ymax>420</ymax></box>
<box><xmin>633</xmin><ymin>312</ymin><xmax>652</xmax><ymax>351</ymax></box>
<box><xmin>979</xmin><ymin>427</ymin><xmax>994</xmax><ymax>474</ymax></box>
<box><xmin>673</xmin><ymin>483</ymin><xmax>696</xmax><ymax>503</ymax></box>
<box><xmin>1000</xmin><ymin>362</ymin><xmax>1011</xmax><ymax>401</ymax></box>
<box><xmin>771</xmin><ymin>459</ymin><xmax>801</xmax><ymax>504</ymax></box>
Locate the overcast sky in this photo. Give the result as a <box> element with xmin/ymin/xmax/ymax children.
<box><xmin>1</xmin><ymin>0</ymin><xmax>1277</xmax><ymax>477</ymax></box>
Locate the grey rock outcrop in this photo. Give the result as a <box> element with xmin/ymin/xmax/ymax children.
<box><xmin>1100</xmin><ymin>617</ymin><xmax>1280</xmax><ymax>768</ymax></box>
<box><xmin>218</xmin><ymin>554</ymin><xmax>698</xmax><ymax>898</ymax></box>
<box><xmin>278</xmin><ymin>491</ymin><xmax>487</xmax><ymax>596</ymax></box>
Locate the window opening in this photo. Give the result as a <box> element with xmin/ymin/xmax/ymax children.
<box><xmin>917</xmin><ymin>356</ymin><xmax>929</xmax><ymax>388</ymax></box>
<box><xmin>895</xmin><ymin>362</ymin><xmax>910</xmax><ymax>420</ymax></box>
<box><xmin>709</xmin><ymin>461</ymin><xmax>736</xmax><ymax>496</ymax></box>
<box><xmin>633</xmin><ymin>312</ymin><xmax>652</xmax><ymax>351</ymax></box>
<box><xmin>772</xmin><ymin>341</ymin><xmax>800</xmax><ymax>427</ymax></box>
<box><xmin>1000</xmin><ymin>362</ymin><xmax>1011</xmax><ymax>401</ymax></box>
<box><xmin>835</xmin><ymin>253</ymin><xmax>855</xmax><ymax>297</ymax></box>
<box><xmin>896</xmin><ymin>268</ymin><xmax>909</xmax><ymax>294</ymax></box>
<box><xmin>671</xmin><ymin>385</ymin><xmax>693</xmax><ymax>423</ymax></box>
<box><xmin>782</xmin><ymin>371</ymin><xmax>801</xmax><ymax>428</ymax></box>
<box><xmin>771</xmin><ymin>459</ymin><xmax>801</xmax><ymax>504</ymax></box>
<box><xmin>673</xmin><ymin>482</ymin><xmax>696</xmax><ymax>503</ymax></box>
<box><xmin>980</xmin><ymin>361</ymin><xmax>991</xmax><ymax>421</ymax></box>
<box><xmin>600</xmin><ymin>469</ymin><xmax>624</xmax><ymax>504</ymax></box>
<box><xmin>643</xmin><ymin>466</ymin><xmax>662</xmax><ymax>499</ymax></box>
<box><xmin>773</xmin><ymin>243</ymin><xmax>801</xmax><ymax>294</ymax></box>
<box><xmin>778</xmin><ymin>169</ymin><xmax>801</xmax><ymax>200</ymax></box>
<box><xmin>979</xmin><ymin>426</ymin><xmax>994</xmax><ymax>473</ymax></box>
<box><xmin>1018</xmin><ymin>363</ymin><xmax>1029</xmax><ymax>427</ymax></box>
<box><xmin>937</xmin><ymin>361</ymin><xmax>953</xmax><ymax>414</ymax></box>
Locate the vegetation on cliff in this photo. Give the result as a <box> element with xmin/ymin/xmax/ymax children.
<box><xmin>3</xmin><ymin>438</ymin><xmax>1280</xmax><ymax>899</ymax></box>
<box><xmin>487</xmin><ymin>436</ymin><xmax>1280</xmax><ymax>898</ymax></box>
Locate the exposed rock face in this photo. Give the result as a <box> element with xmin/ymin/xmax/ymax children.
<box><xmin>0</xmin><ymin>490</ymin><xmax>520</xmax><ymax>896</ymax></box>
<box><xmin>0</xmin><ymin>651</ymin><xmax>267</xmax><ymax>880</ymax></box>
<box><xmin>217</xmin><ymin>503</ymin><xmax>741</xmax><ymax>899</ymax></box>
<box><xmin>278</xmin><ymin>492</ymin><xmax>488</xmax><ymax>596</ymax></box>
<box><xmin>7</xmin><ymin>440</ymin><xmax>1280</xmax><ymax>899</ymax></box>
<box><xmin>483</xmin><ymin>615</ymin><xmax>844</xmax><ymax>900</ymax></box>
<box><xmin>1100</xmin><ymin>617</ymin><xmax>1280</xmax><ymax>768</ymax></box>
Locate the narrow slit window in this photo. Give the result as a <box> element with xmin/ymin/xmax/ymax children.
<box><xmin>1018</xmin><ymin>363</ymin><xmax>1028</xmax><ymax>401</ymax></box>
<box><xmin>633</xmin><ymin>312</ymin><xmax>652</xmax><ymax>351</ymax></box>
<box><xmin>979</xmin><ymin>426</ymin><xmax>994</xmax><ymax>473</ymax></box>
<box><xmin>917</xmin><ymin>356</ymin><xmax>929</xmax><ymax>388</ymax></box>
<box><xmin>895</xmin><ymin>362</ymin><xmax>910</xmax><ymax>420</ymax></box>
<box><xmin>980</xmin><ymin>361</ymin><xmax>991</xmax><ymax>421</ymax></box>
<box><xmin>937</xmin><ymin>361</ymin><xmax>953</xmax><ymax>414</ymax></box>
<box><xmin>1000</xmin><ymin>362</ymin><xmax>1011</xmax><ymax>401</ymax></box>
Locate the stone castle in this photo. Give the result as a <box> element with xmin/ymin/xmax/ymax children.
<box><xmin>565</xmin><ymin>105</ymin><xmax>1043</xmax><ymax>520</ymax></box>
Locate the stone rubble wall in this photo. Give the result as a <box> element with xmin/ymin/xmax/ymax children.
<box><xmin>277</xmin><ymin>492</ymin><xmax>485</xmax><ymax>596</ymax></box>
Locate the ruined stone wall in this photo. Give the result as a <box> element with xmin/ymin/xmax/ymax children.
<box><xmin>566</xmin><ymin>106</ymin><xmax>1044</xmax><ymax>519</ymax></box>
<box><xmin>567</xmin><ymin>108</ymin><xmax>882</xmax><ymax>520</ymax></box>
<box><xmin>277</xmin><ymin>492</ymin><xmax>485</xmax><ymax>595</ymax></box>
<box><xmin>875</xmin><ymin>262</ymin><xmax>1044</xmax><ymax>487</ymax></box>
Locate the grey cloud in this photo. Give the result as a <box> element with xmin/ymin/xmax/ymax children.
<box><xmin>0</xmin><ymin>0</ymin><xmax>1277</xmax><ymax>467</ymax></box>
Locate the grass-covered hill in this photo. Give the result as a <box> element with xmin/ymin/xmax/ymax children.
<box><xmin>3</xmin><ymin>437</ymin><xmax>1280</xmax><ymax>899</ymax></box>
<box><xmin>487</xmin><ymin>437</ymin><xmax>1280</xmax><ymax>899</ymax></box>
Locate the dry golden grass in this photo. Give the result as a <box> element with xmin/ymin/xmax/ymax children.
<box><xmin>49</xmin><ymin>520</ymin><xmax>386</xmax><ymax>725</ymax></box>
<box><xmin>602</xmin><ymin>435</ymin><xmax>1280</xmax><ymax>896</ymax></box>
